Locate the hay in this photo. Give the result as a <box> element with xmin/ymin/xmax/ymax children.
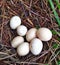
<box><xmin>0</xmin><ymin>0</ymin><xmax>60</xmax><ymax>65</ymax></box>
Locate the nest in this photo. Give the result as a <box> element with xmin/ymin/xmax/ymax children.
<box><xmin>0</xmin><ymin>0</ymin><xmax>60</xmax><ymax>65</ymax></box>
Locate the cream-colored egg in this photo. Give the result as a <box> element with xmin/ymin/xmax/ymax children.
<box><xmin>30</xmin><ymin>38</ymin><xmax>43</xmax><ymax>55</ymax></box>
<box><xmin>11</xmin><ymin>36</ymin><xmax>24</xmax><ymax>48</ymax></box>
<box><xmin>10</xmin><ymin>16</ymin><xmax>21</xmax><ymax>29</ymax></box>
<box><xmin>26</xmin><ymin>28</ymin><xmax>37</xmax><ymax>42</ymax></box>
<box><xmin>37</xmin><ymin>28</ymin><xmax>52</xmax><ymax>41</ymax></box>
<box><xmin>17</xmin><ymin>42</ymin><xmax>29</xmax><ymax>56</ymax></box>
<box><xmin>17</xmin><ymin>25</ymin><xmax>27</xmax><ymax>36</ymax></box>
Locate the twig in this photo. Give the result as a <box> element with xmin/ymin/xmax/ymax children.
<box><xmin>16</xmin><ymin>61</ymin><xmax>45</xmax><ymax>65</ymax></box>
<box><xmin>30</xmin><ymin>48</ymin><xmax>51</xmax><ymax>62</ymax></box>
<box><xmin>0</xmin><ymin>54</ymin><xmax>16</xmax><ymax>60</ymax></box>
<box><xmin>0</xmin><ymin>52</ymin><xmax>8</xmax><ymax>55</ymax></box>
<box><xmin>48</xmin><ymin>51</ymin><xmax>60</xmax><ymax>64</ymax></box>
<box><xmin>21</xmin><ymin>0</ymin><xmax>34</xmax><ymax>26</ymax></box>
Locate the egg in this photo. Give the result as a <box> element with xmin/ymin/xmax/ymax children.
<box><xmin>11</xmin><ymin>36</ymin><xmax>24</xmax><ymax>48</ymax></box>
<box><xmin>17</xmin><ymin>25</ymin><xmax>27</xmax><ymax>36</ymax></box>
<box><xmin>17</xmin><ymin>42</ymin><xmax>29</xmax><ymax>56</ymax></box>
<box><xmin>10</xmin><ymin>16</ymin><xmax>21</xmax><ymax>29</ymax></box>
<box><xmin>37</xmin><ymin>27</ymin><xmax>52</xmax><ymax>41</ymax></box>
<box><xmin>30</xmin><ymin>38</ymin><xmax>43</xmax><ymax>55</ymax></box>
<box><xmin>26</xmin><ymin>28</ymin><xmax>37</xmax><ymax>42</ymax></box>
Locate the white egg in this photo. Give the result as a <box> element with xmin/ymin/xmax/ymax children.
<box><xmin>30</xmin><ymin>38</ymin><xmax>43</xmax><ymax>55</ymax></box>
<box><xmin>17</xmin><ymin>25</ymin><xmax>27</xmax><ymax>36</ymax></box>
<box><xmin>11</xmin><ymin>36</ymin><xmax>24</xmax><ymax>48</ymax></box>
<box><xmin>10</xmin><ymin>16</ymin><xmax>21</xmax><ymax>29</ymax></box>
<box><xmin>26</xmin><ymin>28</ymin><xmax>37</xmax><ymax>42</ymax></box>
<box><xmin>37</xmin><ymin>27</ymin><xmax>52</xmax><ymax>41</ymax></box>
<box><xmin>17</xmin><ymin>42</ymin><xmax>29</xmax><ymax>56</ymax></box>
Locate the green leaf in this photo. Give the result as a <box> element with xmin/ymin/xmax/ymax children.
<box><xmin>57</xmin><ymin>37</ymin><xmax>60</xmax><ymax>41</ymax></box>
<box><xmin>57</xmin><ymin>60</ymin><xmax>60</xmax><ymax>65</ymax></box>
<box><xmin>57</xmin><ymin>4</ymin><xmax>60</xmax><ymax>9</ymax></box>
<box><xmin>55</xmin><ymin>0</ymin><xmax>60</xmax><ymax>9</ymax></box>
<box><xmin>48</xmin><ymin>0</ymin><xmax>60</xmax><ymax>26</ymax></box>
<box><xmin>55</xmin><ymin>0</ymin><xmax>59</xmax><ymax>4</ymax></box>
<box><xmin>51</xmin><ymin>30</ymin><xmax>57</xmax><ymax>35</ymax></box>
<box><xmin>45</xmin><ymin>64</ymin><xmax>49</xmax><ymax>65</ymax></box>
<box><xmin>53</xmin><ymin>43</ymin><xmax>59</xmax><ymax>49</ymax></box>
<box><xmin>35</xmin><ymin>25</ymin><xmax>40</xmax><ymax>29</ymax></box>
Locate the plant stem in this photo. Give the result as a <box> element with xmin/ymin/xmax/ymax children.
<box><xmin>48</xmin><ymin>0</ymin><xmax>60</xmax><ymax>26</ymax></box>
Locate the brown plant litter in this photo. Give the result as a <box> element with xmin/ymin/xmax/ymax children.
<box><xmin>0</xmin><ymin>0</ymin><xmax>60</xmax><ymax>65</ymax></box>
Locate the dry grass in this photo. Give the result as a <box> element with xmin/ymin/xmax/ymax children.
<box><xmin>0</xmin><ymin>0</ymin><xmax>60</xmax><ymax>65</ymax></box>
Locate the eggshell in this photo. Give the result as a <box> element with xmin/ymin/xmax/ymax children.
<box><xmin>17</xmin><ymin>25</ymin><xmax>27</xmax><ymax>36</ymax></box>
<box><xmin>10</xmin><ymin>16</ymin><xmax>21</xmax><ymax>29</ymax></box>
<box><xmin>17</xmin><ymin>42</ymin><xmax>29</xmax><ymax>56</ymax></box>
<box><xmin>37</xmin><ymin>28</ymin><xmax>52</xmax><ymax>41</ymax></box>
<box><xmin>30</xmin><ymin>38</ymin><xmax>43</xmax><ymax>55</ymax></box>
<box><xmin>11</xmin><ymin>36</ymin><xmax>24</xmax><ymax>48</ymax></box>
<box><xmin>26</xmin><ymin>28</ymin><xmax>37</xmax><ymax>42</ymax></box>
